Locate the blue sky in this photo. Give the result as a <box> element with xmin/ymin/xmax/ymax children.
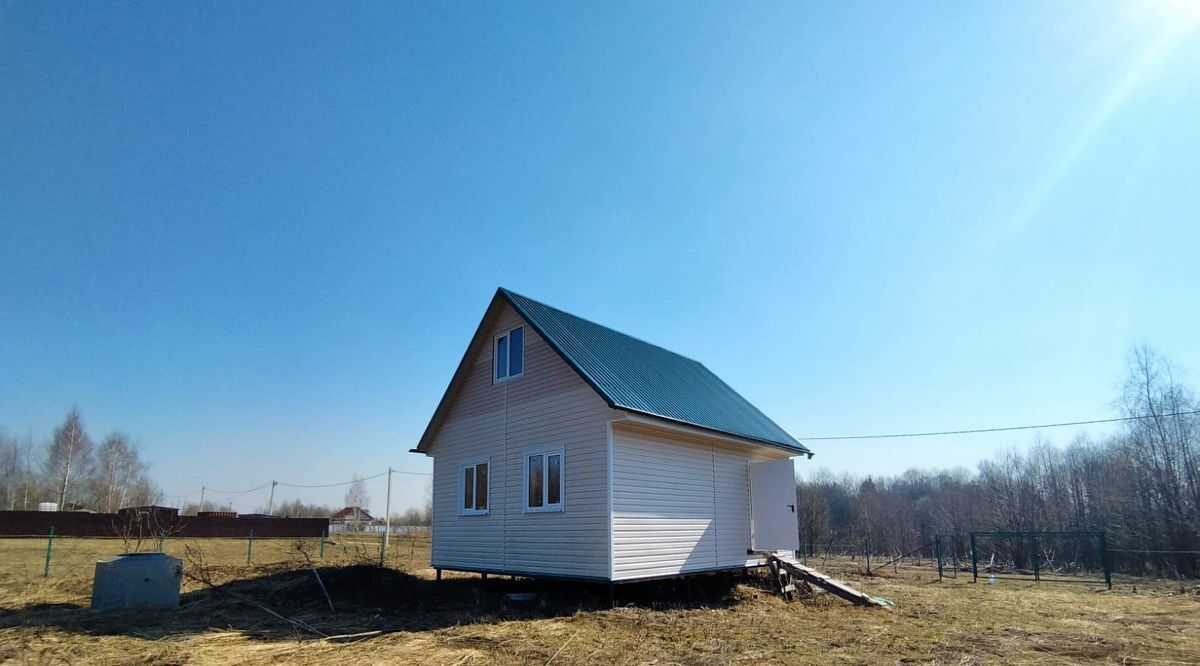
<box><xmin>3</xmin><ymin>2</ymin><xmax>1199</xmax><ymax>515</ymax></box>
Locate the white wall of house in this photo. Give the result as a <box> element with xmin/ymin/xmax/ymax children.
<box><xmin>427</xmin><ymin>303</ymin><xmax>616</xmax><ymax>579</ymax></box>
<box><xmin>610</xmin><ymin>422</ymin><xmax>792</xmax><ymax>581</ymax></box>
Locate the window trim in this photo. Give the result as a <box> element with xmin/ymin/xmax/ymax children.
<box><xmin>493</xmin><ymin>326</ymin><xmax>525</xmax><ymax>383</ymax></box>
<box><xmin>458</xmin><ymin>460</ymin><xmax>490</xmax><ymax>516</ymax></box>
<box><xmin>523</xmin><ymin>446</ymin><xmax>565</xmax><ymax>513</ymax></box>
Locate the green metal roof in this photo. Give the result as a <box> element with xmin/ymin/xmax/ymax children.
<box><xmin>500</xmin><ymin>289</ymin><xmax>810</xmax><ymax>455</ymax></box>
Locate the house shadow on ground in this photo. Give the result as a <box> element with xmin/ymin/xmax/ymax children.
<box><xmin>0</xmin><ymin>565</ymin><xmax>772</xmax><ymax>643</ymax></box>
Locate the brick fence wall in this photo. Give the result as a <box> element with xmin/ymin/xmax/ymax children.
<box><xmin>0</xmin><ymin>511</ymin><xmax>328</xmax><ymax>538</ymax></box>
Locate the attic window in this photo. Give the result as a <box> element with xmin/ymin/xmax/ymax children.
<box><xmin>460</xmin><ymin>461</ymin><xmax>489</xmax><ymax>515</ymax></box>
<box><xmin>494</xmin><ymin>326</ymin><xmax>524</xmax><ymax>382</ymax></box>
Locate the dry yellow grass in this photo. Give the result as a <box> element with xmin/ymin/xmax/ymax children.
<box><xmin>1</xmin><ymin>535</ymin><xmax>1197</xmax><ymax>665</ymax></box>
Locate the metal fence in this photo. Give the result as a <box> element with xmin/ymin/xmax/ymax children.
<box><xmin>795</xmin><ymin>539</ymin><xmax>941</xmax><ymax>579</ymax></box>
<box><xmin>796</xmin><ymin>532</ymin><xmax>1125</xmax><ymax>589</ymax></box>
<box><xmin>0</xmin><ymin>510</ymin><xmax>328</xmax><ymax>539</ymax></box>
<box><xmin>328</xmin><ymin>523</ymin><xmax>431</xmax><ymax>535</ymax></box>
<box><xmin>0</xmin><ymin>528</ymin><xmax>433</xmax><ymax>586</ymax></box>
<box><xmin>967</xmin><ymin>531</ymin><xmax>1112</xmax><ymax>589</ymax></box>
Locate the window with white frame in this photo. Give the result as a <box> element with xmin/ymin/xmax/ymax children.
<box><xmin>524</xmin><ymin>448</ymin><xmax>563</xmax><ymax>512</ymax></box>
<box><xmin>494</xmin><ymin>326</ymin><xmax>524</xmax><ymax>382</ymax></box>
<box><xmin>460</xmin><ymin>461</ymin><xmax>489</xmax><ymax>515</ymax></box>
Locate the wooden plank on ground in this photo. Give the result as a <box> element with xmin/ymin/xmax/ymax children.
<box><xmin>768</xmin><ymin>552</ymin><xmax>892</xmax><ymax>608</ymax></box>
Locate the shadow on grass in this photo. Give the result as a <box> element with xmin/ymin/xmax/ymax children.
<box><xmin>0</xmin><ymin>565</ymin><xmax>765</xmax><ymax>642</ymax></box>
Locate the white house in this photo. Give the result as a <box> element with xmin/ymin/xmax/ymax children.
<box><xmin>412</xmin><ymin>288</ymin><xmax>812</xmax><ymax>583</ymax></box>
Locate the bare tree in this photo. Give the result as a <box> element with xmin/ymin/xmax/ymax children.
<box><xmin>45</xmin><ymin>409</ymin><xmax>94</xmax><ymax>509</ymax></box>
<box><xmin>89</xmin><ymin>432</ymin><xmax>151</xmax><ymax>512</ymax></box>
<box><xmin>790</xmin><ymin>347</ymin><xmax>1198</xmax><ymax>576</ymax></box>
<box><xmin>0</xmin><ymin>432</ymin><xmax>25</xmax><ymax>510</ymax></box>
<box><xmin>268</xmin><ymin>498</ymin><xmax>334</xmax><ymax>518</ymax></box>
<box><xmin>796</xmin><ymin>481</ymin><xmax>829</xmax><ymax>555</ymax></box>
<box><xmin>1119</xmin><ymin>346</ymin><xmax>1199</xmax><ymax>574</ymax></box>
<box><xmin>344</xmin><ymin>474</ymin><xmax>370</xmax><ymax>522</ymax></box>
<box><xmin>423</xmin><ymin>480</ymin><xmax>433</xmax><ymax>524</ymax></box>
<box><xmin>395</xmin><ymin>504</ymin><xmax>432</xmax><ymax>527</ymax></box>
<box><xmin>11</xmin><ymin>432</ymin><xmax>41</xmax><ymax>510</ymax></box>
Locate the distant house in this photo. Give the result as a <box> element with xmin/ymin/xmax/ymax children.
<box><xmin>330</xmin><ymin>507</ymin><xmax>374</xmax><ymax>532</ymax></box>
<box><xmin>412</xmin><ymin>288</ymin><xmax>811</xmax><ymax>583</ymax></box>
<box><xmin>332</xmin><ymin>507</ymin><xmax>373</xmax><ymax>522</ymax></box>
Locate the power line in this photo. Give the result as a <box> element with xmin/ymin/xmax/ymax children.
<box><xmin>197</xmin><ymin>468</ymin><xmax>430</xmax><ymax>496</ymax></box>
<box><xmin>203</xmin><ymin>482</ymin><xmax>273</xmax><ymax>496</ymax></box>
<box><xmin>160</xmin><ymin>488</ymin><xmax>202</xmax><ymax>499</ymax></box>
<box><xmin>277</xmin><ymin>471</ymin><xmax>389</xmax><ymax>489</ymax></box>
<box><xmin>799</xmin><ymin>409</ymin><xmax>1200</xmax><ymax>441</ymax></box>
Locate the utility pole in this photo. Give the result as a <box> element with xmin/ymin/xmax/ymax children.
<box><xmin>381</xmin><ymin>467</ymin><xmax>393</xmax><ymax>565</ymax></box>
<box><xmin>199</xmin><ymin>486</ymin><xmax>205</xmax><ymax>513</ymax></box>
<box><xmin>267</xmin><ymin>480</ymin><xmax>277</xmax><ymax>516</ymax></box>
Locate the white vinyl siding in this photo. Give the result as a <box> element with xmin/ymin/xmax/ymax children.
<box><xmin>428</xmin><ymin>303</ymin><xmax>614</xmax><ymax>579</ymax></box>
<box><xmin>611</xmin><ymin>424</ymin><xmax>791</xmax><ymax>581</ymax></box>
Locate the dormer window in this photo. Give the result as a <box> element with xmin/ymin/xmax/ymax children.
<box><xmin>494</xmin><ymin>326</ymin><xmax>524</xmax><ymax>382</ymax></box>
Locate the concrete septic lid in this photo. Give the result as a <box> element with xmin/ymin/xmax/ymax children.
<box><xmin>92</xmin><ymin>551</ymin><xmax>183</xmax><ymax>610</ymax></box>
<box><xmin>97</xmin><ymin>552</ymin><xmax>173</xmax><ymax>562</ymax></box>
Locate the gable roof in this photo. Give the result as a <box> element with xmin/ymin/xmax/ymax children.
<box><xmin>414</xmin><ymin>288</ymin><xmax>810</xmax><ymax>456</ymax></box>
<box><xmin>331</xmin><ymin>507</ymin><xmax>373</xmax><ymax>521</ymax></box>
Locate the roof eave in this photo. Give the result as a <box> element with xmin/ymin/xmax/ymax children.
<box><xmin>616</xmin><ymin>410</ymin><xmax>813</xmax><ymax>458</ymax></box>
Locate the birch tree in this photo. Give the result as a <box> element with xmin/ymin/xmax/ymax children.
<box><xmin>45</xmin><ymin>409</ymin><xmax>93</xmax><ymax>509</ymax></box>
<box><xmin>0</xmin><ymin>432</ymin><xmax>33</xmax><ymax>510</ymax></box>
<box><xmin>89</xmin><ymin>432</ymin><xmax>148</xmax><ymax>512</ymax></box>
<box><xmin>345</xmin><ymin>474</ymin><xmax>370</xmax><ymax>522</ymax></box>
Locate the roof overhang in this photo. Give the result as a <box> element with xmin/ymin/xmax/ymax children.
<box><xmin>613</xmin><ymin>412</ymin><xmax>813</xmax><ymax>458</ymax></box>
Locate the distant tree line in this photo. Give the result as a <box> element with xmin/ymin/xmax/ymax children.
<box><xmin>179</xmin><ymin>471</ymin><xmax>433</xmax><ymax>526</ymax></box>
<box><xmin>177</xmin><ymin>497</ymin><xmax>340</xmax><ymax>517</ymax></box>
<box><xmin>0</xmin><ymin>408</ymin><xmax>159</xmax><ymax>513</ymax></box>
<box><xmin>796</xmin><ymin>347</ymin><xmax>1199</xmax><ymax>577</ymax></box>
<box><xmin>0</xmin><ymin>410</ymin><xmax>442</xmax><ymax>528</ymax></box>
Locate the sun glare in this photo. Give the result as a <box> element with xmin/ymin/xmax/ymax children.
<box><xmin>1160</xmin><ymin>0</ymin><xmax>1200</xmax><ymax>22</ymax></box>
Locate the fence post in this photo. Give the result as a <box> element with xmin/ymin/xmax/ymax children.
<box><xmin>43</xmin><ymin>526</ymin><xmax>55</xmax><ymax>578</ymax></box>
<box><xmin>1032</xmin><ymin>535</ymin><xmax>1040</xmax><ymax>583</ymax></box>
<box><xmin>247</xmin><ymin>529</ymin><xmax>254</xmax><ymax>565</ymax></box>
<box><xmin>319</xmin><ymin>529</ymin><xmax>326</xmax><ymax>559</ymax></box>
<box><xmin>1099</xmin><ymin>531</ymin><xmax>1112</xmax><ymax>590</ymax></box>
<box><xmin>865</xmin><ymin>537</ymin><xmax>871</xmax><ymax>575</ymax></box>
<box><xmin>970</xmin><ymin>533</ymin><xmax>978</xmax><ymax>583</ymax></box>
<box><xmin>379</xmin><ymin>527</ymin><xmax>386</xmax><ymax>567</ymax></box>
<box><xmin>935</xmin><ymin>536</ymin><xmax>943</xmax><ymax>580</ymax></box>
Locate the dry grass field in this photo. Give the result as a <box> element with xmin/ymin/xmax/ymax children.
<box><xmin>1</xmin><ymin>535</ymin><xmax>1197</xmax><ymax>665</ymax></box>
